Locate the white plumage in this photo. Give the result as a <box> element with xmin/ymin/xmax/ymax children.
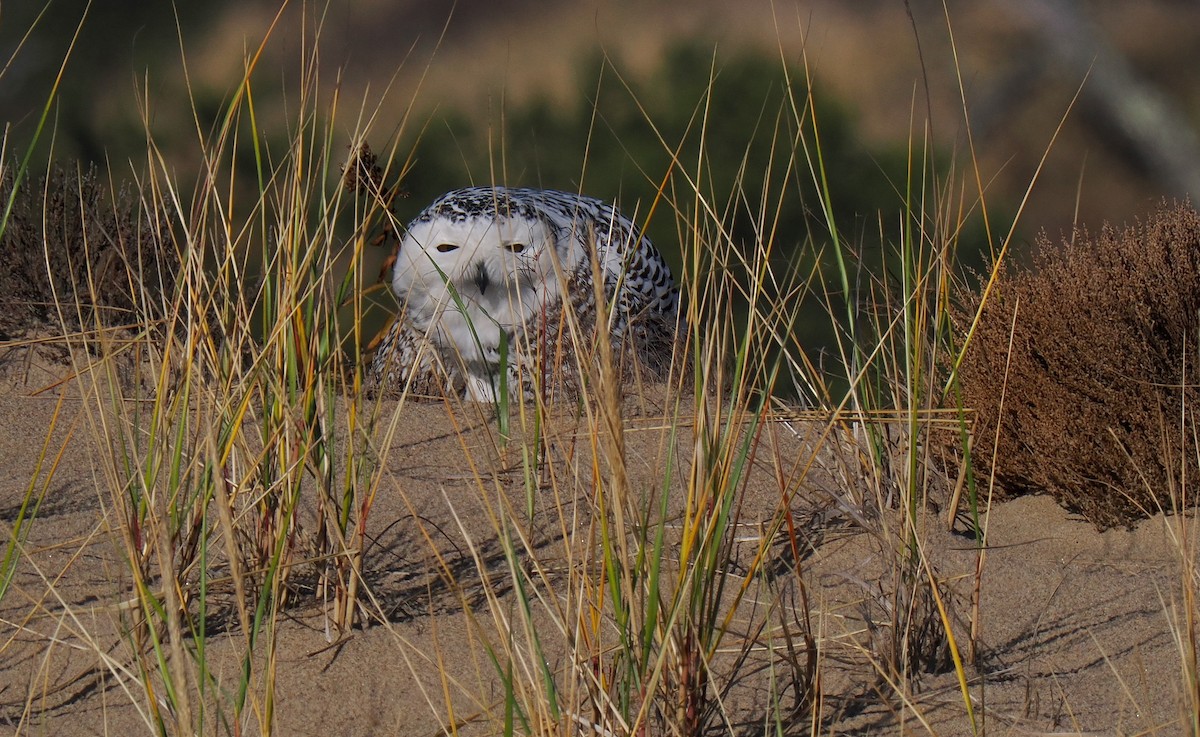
<box><xmin>366</xmin><ymin>186</ymin><xmax>679</xmax><ymax>401</ymax></box>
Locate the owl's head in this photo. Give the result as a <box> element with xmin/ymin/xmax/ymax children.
<box><xmin>391</xmin><ymin>190</ymin><xmax>572</xmax><ymax>345</ymax></box>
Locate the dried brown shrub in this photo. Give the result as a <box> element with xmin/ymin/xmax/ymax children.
<box><xmin>0</xmin><ymin>164</ymin><xmax>176</xmax><ymax>340</ymax></box>
<box><xmin>953</xmin><ymin>202</ymin><xmax>1200</xmax><ymax>529</ymax></box>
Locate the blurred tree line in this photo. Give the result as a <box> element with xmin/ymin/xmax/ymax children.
<box><xmin>0</xmin><ymin>0</ymin><xmax>222</xmax><ymax>164</ymax></box>
<box><xmin>407</xmin><ymin>43</ymin><xmax>909</xmax><ymax>267</ymax></box>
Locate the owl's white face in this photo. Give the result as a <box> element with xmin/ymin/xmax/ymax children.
<box><xmin>392</xmin><ymin>213</ymin><xmax>568</xmax><ymax>379</ymax></box>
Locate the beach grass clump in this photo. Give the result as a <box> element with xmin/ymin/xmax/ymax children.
<box><xmin>16</xmin><ymin>20</ymin><xmax>405</xmax><ymax>732</ymax></box>
<box><xmin>954</xmin><ymin>201</ymin><xmax>1200</xmax><ymax>529</ymax></box>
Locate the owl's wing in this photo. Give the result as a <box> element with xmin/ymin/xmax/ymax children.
<box><xmin>364</xmin><ymin>315</ymin><xmax>458</xmax><ymax>398</ymax></box>
<box><xmin>578</xmin><ymin>204</ymin><xmax>678</xmax><ymax>320</ymax></box>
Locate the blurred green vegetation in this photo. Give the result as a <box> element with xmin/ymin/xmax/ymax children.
<box><xmin>409</xmin><ymin>43</ymin><xmax>910</xmax><ymax>261</ymax></box>
<box><xmin>0</xmin><ymin>0</ymin><xmax>223</xmax><ymax>164</ymax></box>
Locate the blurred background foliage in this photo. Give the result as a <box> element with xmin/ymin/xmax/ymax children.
<box><xmin>0</xmin><ymin>0</ymin><xmax>219</xmax><ymax>164</ymax></box>
<box><xmin>410</xmin><ymin>42</ymin><xmax>909</xmax><ymax>253</ymax></box>
<box><xmin>6</xmin><ymin>0</ymin><xmax>1200</xmax><ymax>228</ymax></box>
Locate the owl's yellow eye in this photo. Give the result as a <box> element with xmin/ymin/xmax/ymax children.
<box><xmin>504</xmin><ymin>242</ymin><xmax>527</xmax><ymax>254</ymax></box>
<box><xmin>435</xmin><ymin>243</ymin><xmax>459</xmax><ymax>253</ymax></box>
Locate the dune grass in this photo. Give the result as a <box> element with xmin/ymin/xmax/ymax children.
<box><xmin>3</xmin><ymin>3</ymin><xmax>1200</xmax><ymax>736</ymax></box>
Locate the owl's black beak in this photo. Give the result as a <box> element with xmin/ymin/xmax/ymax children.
<box><xmin>471</xmin><ymin>261</ymin><xmax>491</xmax><ymax>295</ymax></box>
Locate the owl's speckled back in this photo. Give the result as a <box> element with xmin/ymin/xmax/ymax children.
<box><xmin>367</xmin><ymin>187</ymin><xmax>679</xmax><ymax>401</ymax></box>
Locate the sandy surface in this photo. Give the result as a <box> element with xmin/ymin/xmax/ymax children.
<box><xmin>0</xmin><ymin>345</ymin><xmax>1194</xmax><ymax>736</ymax></box>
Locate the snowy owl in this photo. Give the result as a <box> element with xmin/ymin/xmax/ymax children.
<box><xmin>365</xmin><ymin>186</ymin><xmax>679</xmax><ymax>402</ymax></box>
